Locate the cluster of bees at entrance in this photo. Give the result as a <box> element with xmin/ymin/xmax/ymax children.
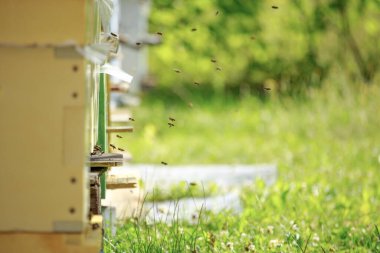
<box><xmin>92</xmin><ymin>5</ymin><xmax>279</xmax><ymax>163</ymax></box>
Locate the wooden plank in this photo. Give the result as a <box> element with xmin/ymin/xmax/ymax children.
<box><xmin>107</xmin><ymin>126</ymin><xmax>134</xmax><ymax>133</ymax></box>
<box><xmin>106</xmin><ymin>174</ymin><xmax>137</xmax><ymax>189</ymax></box>
<box><xmin>88</xmin><ymin>161</ymin><xmax>123</xmax><ymax>167</ymax></box>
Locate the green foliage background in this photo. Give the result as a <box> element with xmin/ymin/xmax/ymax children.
<box><xmin>148</xmin><ymin>0</ymin><xmax>380</xmax><ymax>95</ymax></box>
<box><xmin>106</xmin><ymin>1</ymin><xmax>380</xmax><ymax>252</ymax></box>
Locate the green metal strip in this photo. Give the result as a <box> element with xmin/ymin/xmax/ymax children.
<box><xmin>98</xmin><ymin>73</ymin><xmax>107</xmax><ymax>199</ymax></box>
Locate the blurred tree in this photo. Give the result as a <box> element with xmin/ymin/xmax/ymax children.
<box><xmin>148</xmin><ymin>0</ymin><xmax>380</xmax><ymax>96</ymax></box>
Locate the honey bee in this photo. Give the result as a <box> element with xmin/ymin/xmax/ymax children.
<box><xmin>194</xmin><ymin>81</ymin><xmax>200</xmax><ymax>86</ymax></box>
<box><xmin>263</xmin><ymin>87</ymin><xmax>271</xmax><ymax>91</ymax></box>
<box><xmin>272</xmin><ymin>5</ymin><xmax>279</xmax><ymax>9</ymax></box>
<box><xmin>168</xmin><ymin>123</ymin><xmax>175</xmax><ymax>127</ymax></box>
<box><xmin>189</xmin><ymin>182</ymin><xmax>197</xmax><ymax>186</ymax></box>
<box><xmin>118</xmin><ymin>147</ymin><xmax>125</xmax><ymax>152</ymax></box>
<box><xmin>211</xmin><ymin>58</ymin><xmax>217</xmax><ymax>63</ymax></box>
<box><xmin>161</xmin><ymin>161</ymin><xmax>168</xmax><ymax>165</ymax></box>
<box><xmin>136</xmin><ymin>42</ymin><xmax>141</xmax><ymax>46</ymax></box>
<box><xmin>129</xmin><ymin>117</ymin><xmax>135</xmax><ymax>121</ymax></box>
<box><xmin>169</xmin><ymin>117</ymin><xmax>175</xmax><ymax>122</ymax></box>
<box><xmin>156</xmin><ymin>32</ymin><xmax>163</xmax><ymax>36</ymax></box>
<box><xmin>116</xmin><ymin>134</ymin><xmax>122</xmax><ymax>138</ymax></box>
<box><xmin>173</xmin><ymin>68</ymin><xmax>181</xmax><ymax>73</ymax></box>
<box><xmin>93</xmin><ymin>145</ymin><xmax>102</xmax><ymax>152</ymax></box>
<box><xmin>110</xmin><ymin>144</ymin><xmax>116</xmax><ymax>149</ymax></box>
<box><xmin>250</xmin><ymin>35</ymin><xmax>256</xmax><ymax>40</ymax></box>
<box><xmin>215</xmin><ymin>10</ymin><xmax>219</xmax><ymax>16</ymax></box>
<box><xmin>216</xmin><ymin>67</ymin><xmax>222</xmax><ymax>71</ymax></box>
<box><xmin>191</xmin><ymin>28</ymin><xmax>197</xmax><ymax>32</ymax></box>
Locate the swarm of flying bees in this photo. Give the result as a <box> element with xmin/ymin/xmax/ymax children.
<box><xmin>157</xmin><ymin>7</ymin><xmax>278</xmax><ymax>165</ymax></box>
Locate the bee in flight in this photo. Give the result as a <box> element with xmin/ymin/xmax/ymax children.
<box><xmin>215</xmin><ymin>10</ymin><xmax>219</xmax><ymax>16</ymax></box>
<box><xmin>136</xmin><ymin>42</ymin><xmax>142</xmax><ymax>46</ymax></box>
<box><xmin>272</xmin><ymin>5</ymin><xmax>279</xmax><ymax>9</ymax></box>
<box><xmin>129</xmin><ymin>117</ymin><xmax>135</xmax><ymax>121</ymax></box>
<box><xmin>168</xmin><ymin>123</ymin><xmax>175</xmax><ymax>127</ymax></box>
<box><xmin>191</xmin><ymin>28</ymin><xmax>197</xmax><ymax>32</ymax></box>
<box><xmin>169</xmin><ymin>117</ymin><xmax>175</xmax><ymax>122</ymax></box>
<box><xmin>173</xmin><ymin>68</ymin><xmax>181</xmax><ymax>73</ymax></box>
<box><xmin>156</xmin><ymin>32</ymin><xmax>163</xmax><ymax>36</ymax></box>
<box><xmin>216</xmin><ymin>67</ymin><xmax>222</xmax><ymax>71</ymax></box>
<box><xmin>211</xmin><ymin>58</ymin><xmax>217</xmax><ymax>63</ymax></box>
<box><xmin>116</xmin><ymin>134</ymin><xmax>123</xmax><ymax>138</ymax></box>
<box><xmin>161</xmin><ymin>161</ymin><xmax>168</xmax><ymax>165</ymax></box>
<box><xmin>194</xmin><ymin>81</ymin><xmax>200</xmax><ymax>86</ymax></box>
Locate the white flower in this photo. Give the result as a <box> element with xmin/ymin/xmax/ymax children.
<box><xmin>269</xmin><ymin>239</ymin><xmax>283</xmax><ymax>248</ymax></box>
<box><xmin>220</xmin><ymin>230</ymin><xmax>229</xmax><ymax>237</ymax></box>
<box><xmin>247</xmin><ymin>244</ymin><xmax>256</xmax><ymax>252</ymax></box>
<box><xmin>267</xmin><ymin>225</ymin><xmax>274</xmax><ymax>234</ymax></box>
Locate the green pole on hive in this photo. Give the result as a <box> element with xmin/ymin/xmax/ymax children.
<box><xmin>98</xmin><ymin>73</ymin><xmax>107</xmax><ymax>199</ymax></box>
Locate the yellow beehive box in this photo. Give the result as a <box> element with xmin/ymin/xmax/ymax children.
<box><xmin>0</xmin><ymin>0</ymin><xmax>88</xmax><ymax>45</ymax></box>
<box><xmin>0</xmin><ymin>46</ymin><xmax>89</xmax><ymax>232</ymax></box>
<box><xmin>0</xmin><ymin>0</ymin><xmax>99</xmax><ymax>233</ymax></box>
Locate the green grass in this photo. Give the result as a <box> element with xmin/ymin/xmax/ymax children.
<box><xmin>106</xmin><ymin>83</ymin><xmax>380</xmax><ymax>252</ymax></box>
